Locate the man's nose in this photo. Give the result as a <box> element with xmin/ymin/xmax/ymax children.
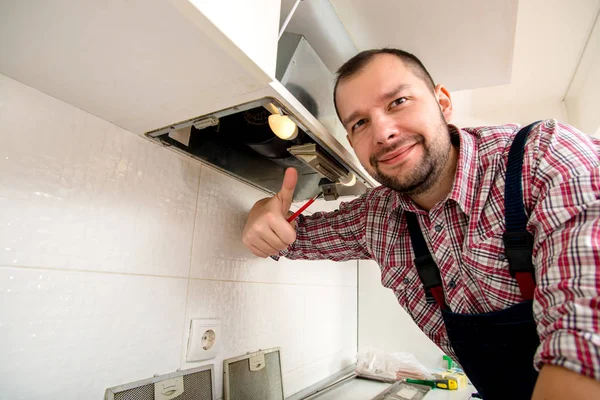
<box><xmin>372</xmin><ymin>114</ymin><xmax>399</xmax><ymax>144</ymax></box>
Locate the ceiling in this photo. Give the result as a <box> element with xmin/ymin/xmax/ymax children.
<box><xmin>451</xmin><ymin>0</ymin><xmax>600</xmax><ymax>127</ymax></box>
<box><xmin>281</xmin><ymin>0</ymin><xmax>600</xmax><ymax>127</ymax></box>
<box><xmin>282</xmin><ymin>0</ymin><xmax>519</xmax><ymax>91</ymax></box>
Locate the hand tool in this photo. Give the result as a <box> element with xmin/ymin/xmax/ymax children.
<box><xmin>286</xmin><ymin>192</ymin><xmax>320</xmax><ymax>222</ymax></box>
<box><xmin>405</xmin><ymin>378</ymin><xmax>458</xmax><ymax>390</ymax></box>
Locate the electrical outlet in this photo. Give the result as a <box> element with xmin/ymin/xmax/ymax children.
<box><xmin>187</xmin><ymin>318</ymin><xmax>221</xmax><ymax>362</ymax></box>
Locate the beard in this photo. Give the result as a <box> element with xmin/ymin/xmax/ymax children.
<box><xmin>369</xmin><ymin>120</ymin><xmax>451</xmax><ymax>196</ymax></box>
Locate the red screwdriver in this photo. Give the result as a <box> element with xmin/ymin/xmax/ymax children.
<box><xmin>286</xmin><ymin>192</ymin><xmax>321</xmax><ymax>222</ymax></box>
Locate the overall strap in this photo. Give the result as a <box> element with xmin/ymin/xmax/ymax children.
<box><xmin>503</xmin><ymin>121</ymin><xmax>541</xmax><ymax>301</ymax></box>
<box><xmin>405</xmin><ymin>212</ymin><xmax>450</xmax><ymax>310</ymax></box>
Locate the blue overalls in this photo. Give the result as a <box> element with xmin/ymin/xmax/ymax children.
<box><xmin>405</xmin><ymin>122</ymin><xmax>541</xmax><ymax>400</ymax></box>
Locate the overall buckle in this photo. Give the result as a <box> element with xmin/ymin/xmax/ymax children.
<box><xmin>502</xmin><ymin>232</ymin><xmax>535</xmax><ymax>277</ymax></box>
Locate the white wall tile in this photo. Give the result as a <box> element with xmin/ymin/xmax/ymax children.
<box><xmin>0</xmin><ymin>75</ymin><xmax>359</xmax><ymax>400</ymax></box>
<box><xmin>300</xmin><ymin>260</ymin><xmax>357</xmax><ymax>287</ymax></box>
<box><xmin>301</xmin><ymin>348</ymin><xmax>357</xmax><ymax>389</ymax></box>
<box><xmin>358</xmin><ymin>260</ymin><xmax>444</xmax><ymax>369</ymax></box>
<box><xmin>0</xmin><ymin>75</ymin><xmax>200</xmax><ymax>277</ymax></box>
<box><xmin>303</xmin><ymin>286</ymin><xmax>357</xmax><ymax>365</ymax></box>
<box><xmin>0</xmin><ymin>267</ymin><xmax>188</xmax><ymax>400</ymax></box>
<box><xmin>190</xmin><ymin>165</ymin><xmax>293</xmax><ymax>282</ymax></box>
<box><xmin>180</xmin><ymin>280</ymin><xmax>357</xmax><ymax>399</ymax></box>
<box><xmin>191</xmin><ymin>166</ymin><xmax>358</xmax><ymax>286</ymax></box>
<box><xmin>180</xmin><ymin>279</ymin><xmax>305</xmax><ymax>399</ymax></box>
<box><xmin>283</xmin><ymin>367</ymin><xmax>305</xmax><ymax>398</ymax></box>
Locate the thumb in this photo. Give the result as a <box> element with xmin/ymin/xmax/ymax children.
<box><xmin>276</xmin><ymin>168</ymin><xmax>298</xmax><ymax>213</ymax></box>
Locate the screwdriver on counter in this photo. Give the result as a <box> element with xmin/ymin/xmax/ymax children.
<box><xmin>405</xmin><ymin>378</ymin><xmax>458</xmax><ymax>390</ymax></box>
<box><xmin>286</xmin><ymin>192</ymin><xmax>321</xmax><ymax>223</ymax></box>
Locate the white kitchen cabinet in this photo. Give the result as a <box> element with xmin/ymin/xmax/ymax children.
<box><xmin>0</xmin><ymin>0</ymin><xmax>275</xmax><ymax>134</ymax></box>
<box><xmin>0</xmin><ymin>0</ymin><xmax>374</xmax><ymax>187</ymax></box>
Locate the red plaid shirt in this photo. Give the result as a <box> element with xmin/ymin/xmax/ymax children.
<box><xmin>281</xmin><ymin>120</ymin><xmax>600</xmax><ymax>379</ymax></box>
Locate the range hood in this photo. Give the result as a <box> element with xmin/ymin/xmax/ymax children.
<box><xmin>145</xmin><ymin>33</ymin><xmax>371</xmax><ymax>202</ymax></box>
<box><xmin>0</xmin><ymin>0</ymin><xmax>517</xmax><ymax>204</ymax></box>
<box><xmin>0</xmin><ymin>1</ymin><xmax>375</xmax><ymax>202</ymax></box>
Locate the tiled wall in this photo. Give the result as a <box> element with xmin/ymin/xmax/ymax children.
<box><xmin>0</xmin><ymin>74</ymin><xmax>358</xmax><ymax>400</ymax></box>
<box><xmin>358</xmin><ymin>260</ymin><xmax>444</xmax><ymax>369</ymax></box>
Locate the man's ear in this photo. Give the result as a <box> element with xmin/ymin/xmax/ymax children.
<box><xmin>435</xmin><ymin>84</ymin><xmax>453</xmax><ymax>123</ymax></box>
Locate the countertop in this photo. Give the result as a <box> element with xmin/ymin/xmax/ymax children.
<box><xmin>309</xmin><ymin>377</ymin><xmax>475</xmax><ymax>400</ymax></box>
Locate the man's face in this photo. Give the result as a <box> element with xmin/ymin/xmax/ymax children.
<box><xmin>336</xmin><ymin>54</ymin><xmax>453</xmax><ymax>195</ymax></box>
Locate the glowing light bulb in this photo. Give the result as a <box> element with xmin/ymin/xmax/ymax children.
<box><xmin>268</xmin><ymin>114</ymin><xmax>298</xmax><ymax>140</ymax></box>
<box><xmin>339</xmin><ymin>172</ymin><xmax>357</xmax><ymax>187</ymax></box>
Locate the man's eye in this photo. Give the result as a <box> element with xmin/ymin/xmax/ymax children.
<box><xmin>390</xmin><ymin>97</ymin><xmax>407</xmax><ymax>108</ymax></box>
<box><xmin>352</xmin><ymin>119</ymin><xmax>366</xmax><ymax>131</ymax></box>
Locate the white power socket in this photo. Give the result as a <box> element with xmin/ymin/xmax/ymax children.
<box><xmin>186</xmin><ymin>318</ymin><xmax>221</xmax><ymax>362</ymax></box>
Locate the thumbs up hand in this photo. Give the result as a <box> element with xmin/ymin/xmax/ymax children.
<box><xmin>242</xmin><ymin>168</ymin><xmax>298</xmax><ymax>258</ymax></box>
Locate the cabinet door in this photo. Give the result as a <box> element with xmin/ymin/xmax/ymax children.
<box><xmin>0</xmin><ymin>0</ymin><xmax>278</xmax><ymax>134</ymax></box>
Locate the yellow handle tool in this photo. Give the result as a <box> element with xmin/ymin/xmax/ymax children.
<box><xmin>405</xmin><ymin>378</ymin><xmax>458</xmax><ymax>390</ymax></box>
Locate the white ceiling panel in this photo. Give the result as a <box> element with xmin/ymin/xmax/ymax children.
<box><xmin>326</xmin><ymin>0</ymin><xmax>519</xmax><ymax>91</ymax></box>
<box><xmin>450</xmin><ymin>0</ymin><xmax>600</xmax><ymax>128</ymax></box>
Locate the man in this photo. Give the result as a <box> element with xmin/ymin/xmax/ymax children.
<box><xmin>242</xmin><ymin>49</ymin><xmax>600</xmax><ymax>399</ymax></box>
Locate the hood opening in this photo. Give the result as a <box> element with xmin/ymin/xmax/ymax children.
<box><xmin>145</xmin><ymin>32</ymin><xmax>371</xmax><ymax>202</ymax></box>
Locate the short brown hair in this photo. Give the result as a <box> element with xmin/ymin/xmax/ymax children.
<box><xmin>333</xmin><ymin>49</ymin><xmax>436</xmax><ymax>122</ymax></box>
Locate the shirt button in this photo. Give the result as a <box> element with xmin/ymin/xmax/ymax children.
<box><xmin>403</xmin><ymin>278</ymin><xmax>410</xmax><ymax>284</ymax></box>
<box><xmin>448</xmin><ymin>279</ymin><xmax>456</xmax><ymax>289</ymax></box>
<box><xmin>434</xmin><ymin>224</ymin><xmax>443</xmax><ymax>232</ymax></box>
<box><xmin>498</xmin><ymin>253</ymin><xmax>506</xmax><ymax>261</ymax></box>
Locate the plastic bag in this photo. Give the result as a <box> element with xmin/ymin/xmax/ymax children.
<box><xmin>355</xmin><ymin>349</ymin><xmax>434</xmax><ymax>381</ymax></box>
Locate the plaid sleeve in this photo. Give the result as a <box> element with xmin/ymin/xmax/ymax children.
<box><xmin>526</xmin><ymin>121</ymin><xmax>600</xmax><ymax>380</ymax></box>
<box><xmin>279</xmin><ymin>193</ymin><xmax>373</xmax><ymax>261</ymax></box>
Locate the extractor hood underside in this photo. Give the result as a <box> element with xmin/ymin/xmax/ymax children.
<box><xmin>146</xmin><ymin>97</ymin><xmax>369</xmax><ymax>202</ymax></box>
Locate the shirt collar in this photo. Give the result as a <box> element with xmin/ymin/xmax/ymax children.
<box><xmin>384</xmin><ymin>125</ymin><xmax>479</xmax><ymax>216</ymax></box>
<box><xmin>447</xmin><ymin>126</ymin><xmax>479</xmax><ymax>215</ymax></box>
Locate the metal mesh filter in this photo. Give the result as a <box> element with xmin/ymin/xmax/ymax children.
<box><xmin>114</xmin><ymin>384</ymin><xmax>154</xmax><ymax>400</ymax></box>
<box><xmin>181</xmin><ymin>369</ymin><xmax>213</xmax><ymax>400</ymax></box>
<box><xmin>106</xmin><ymin>365</ymin><xmax>213</xmax><ymax>400</ymax></box>
<box><xmin>370</xmin><ymin>381</ymin><xmax>430</xmax><ymax>400</ymax></box>
<box><xmin>225</xmin><ymin>349</ymin><xmax>283</xmax><ymax>400</ymax></box>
